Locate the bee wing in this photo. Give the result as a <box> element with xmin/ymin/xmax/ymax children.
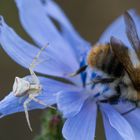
<box><xmin>124</xmin><ymin>11</ymin><xmax>140</xmax><ymax>59</ymax></box>
<box><xmin>110</xmin><ymin>36</ymin><xmax>140</xmax><ymax>90</ymax></box>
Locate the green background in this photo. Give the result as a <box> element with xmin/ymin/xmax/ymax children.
<box><xmin>0</xmin><ymin>0</ymin><xmax>139</xmax><ymax>140</ymax></box>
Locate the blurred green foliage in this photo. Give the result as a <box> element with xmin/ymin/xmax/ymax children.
<box><xmin>34</xmin><ymin>109</ymin><xmax>64</xmax><ymax>140</ymax></box>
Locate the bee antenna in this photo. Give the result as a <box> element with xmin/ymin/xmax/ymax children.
<box><xmin>87</xmin><ymin>78</ymin><xmax>115</xmax><ymax>85</ymax></box>
<box><xmin>69</xmin><ymin>65</ymin><xmax>88</xmax><ymax>77</ymax></box>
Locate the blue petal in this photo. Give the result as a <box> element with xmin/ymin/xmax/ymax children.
<box><xmin>100</xmin><ymin>103</ymin><xmax>135</xmax><ymax>140</ymax></box>
<box><xmin>45</xmin><ymin>0</ymin><xmax>90</xmax><ymax>57</ymax></box>
<box><xmin>57</xmin><ymin>89</ymin><xmax>88</xmax><ymax>118</ymax></box>
<box><xmin>62</xmin><ymin>99</ymin><xmax>97</xmax><ymax>140</ymax></box>
<box><xmin>112</xmin><ymin>100</ymin><xmax>136</xmax><ymax>114</ymax></box>
<box><xmin>0</xmin><ymin>17</ymin><xmax>80</xmax><ymax>78</ymax></box>
<box><xmin>99</xmin><ymin>9</ymin><xmax>140</xmax><ymax>48</ymax></box>
<box><xmin>0</xmin><ymin>16</ymin><xmax>40</xmax><ymax>70</ymax></box>
<box><xmin>124</xmin><ymin>109</ymin><xmax>140</xmax><ymax>139</ymax></box>
<box><xmin>101</xmin><ymin>110</ymin><xmax>124</xmax><ymax>140</ymax></box>
<box><xmin>15</xmin><ymin>0</ymin><xmax>90</xmax><ymax>63</ymax></box>
<box><xmin>0</xmin><ymin>76</ymin><xmax>74</xmax><ymax>118</ymax></box>
<box><xmin>113</xmin><ymin>101</ymin><xmax>140</xmax><ymax>139</ymax></box>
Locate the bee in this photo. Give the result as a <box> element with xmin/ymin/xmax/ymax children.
<box><xmin>71</xmin><ymin>11</ymin><xmax>140</xmax><ymax>106</ymax></box>
<box><xmin>108</xmin><ymin>11</ymin><xmax>140</xmax><ymax>102</ymax></box>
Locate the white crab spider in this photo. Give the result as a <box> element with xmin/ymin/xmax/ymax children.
<box><xmin>12</xmin><ymin>45</ymin><xmax>54</xmax><ymax>131</ymax></box>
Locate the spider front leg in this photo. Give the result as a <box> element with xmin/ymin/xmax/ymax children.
<box><xmin>29</xmin><ymin>45</ymin><xmax>48</xmax><ymax>84</ymax></box>
<box><xmin>29</xmin><ymin>67</ymin><xmax>39</xmax><ymax>84</ymax></box>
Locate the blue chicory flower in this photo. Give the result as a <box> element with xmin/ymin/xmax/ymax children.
<box><xmin>0</xmin><ymin>0</ymin><xmax>139</xmax><ymax>140</ymax></box>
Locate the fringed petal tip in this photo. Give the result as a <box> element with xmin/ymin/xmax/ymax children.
<box><xmin>0</xmin><ymin>16</ymin><xmax>8</xmax><ymax>32</ymax></box>
<box><xmin>0</xmin><ymin>15</ymin><xmax>40</xmax><ymax>70</ymax></box>
<box><xmin>0</xmin><ymin>15</ymin><xmax>4</xmax><ymax>25</ymax></box>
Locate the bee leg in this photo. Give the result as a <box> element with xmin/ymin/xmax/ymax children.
<box><xmin>94</xmin><ymin>78</ymin><xmax>115</xmax><ymax>84</ymax></box>
<box><xmin>29</xmin><ymin>94</ymin><xmax>56</xmax><ymax>110</ymax></box>
<box><xmin>23</xmin><ymin>98</ymin><xmax>33</xmax><ymax>131</ymax></box>
<box><xmin>69</xmin><ymin>65</ymin><xmax>87</xmax><ymax>77</ymax></box>
<box><xmin>121</xmin><ymin>102</ymin><xmax>138</xmax><ymax>115</ymax></box>
<box><xmin>87</xmin><ymin>77</ymin><xmax>115</xmax><ymax>85</ymax></box>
